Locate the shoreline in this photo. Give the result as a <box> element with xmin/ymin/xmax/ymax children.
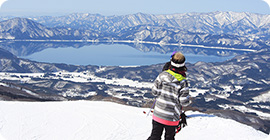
<box><xmin>0</xmin><ymin>39</ymin><xmax>256</xmax><ymax>52</ymax></box>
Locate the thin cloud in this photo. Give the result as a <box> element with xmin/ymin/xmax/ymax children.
<box><xmin>0</xmin><ymin>0</ymin><xmax>7</xmax><ymax>8</ymax></box>
<box><xmin>262</xmin><ymin>0</ymin><xmax>270</xmax><ymax>8</ymax></box>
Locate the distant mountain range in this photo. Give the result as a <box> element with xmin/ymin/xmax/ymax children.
<box><xmin>29</xmin><ymin>12</ymin><xmax>270</xmax><ymax>38</ymax></box>
<box><xmin>0</xmin><ymin>11</ymin><xmax>269</xmax><ymax>51</ymax></box>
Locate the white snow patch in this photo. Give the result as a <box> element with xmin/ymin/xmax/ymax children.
<box><xmin>247</xmin><ymin>78</ymin><xmax>263</xmax><ymax>84</ymax></box>
<box><xmin>219</xmin><ymin>104</ymin><xmax>270</xmax><ymax>120</ymax></box>
<box><xmin>264</xmin><ymin>134</ymin><xmax>270</xmax><ymax>140</ymax></box>
<box><xmin>258</xmin><ymin>105</ymin><xmax>270</xmax><ymax>110</ymax></box>
<box><xmin>248</xmin><ymin>88</ymin><xmax>263</xmax><ymax>91</ymax></box>
<box><xmin>60</xmin><ymin>90</ymin><xmax>97</xmax><ymax>98</ymax></box>
<box><xmin>0</xmin><ymin>72</ymin><xmax>153</xmax><ymax>89</ymax></box>
<box><xmin>261</xmin><ymin>79</ymin><xmax>270</xmax><ymax>84</ymax></box>
<box><xmin>235</xmin><ymin>85</ymin><xmax>243</xmax><ymax>90</ymax></box>
<box><xmin>221</xmin><ymin>85</ymin><xmax>232</xmax><ymax>92</ymax></box>
<box><xmin>0</xmin><ymin>101</ymin><xmax>267</xmax><ymax>140</ymax></box>
<box><xmin>119</xmin><ymin>65</ymin><xmax>139</xmax><ymax>68</ymax></box>
<box><xmin>205</xmin><ymin>97</ymin><xmax>215</xmax><ymax>102</ymax></box>
<box><xmin>234</xmin><ymin>106</ymin><xmax>270</xmax><ymax>119</ymax></box>
<box><xmin>95</xmin><ymin>67</ymin><xmax>107</xmax><ymax>73</ymax></box>
<box><xmin>21</xmin><ymin>88</ymin><xmax>40</xmax><ymax>97</ymax></box>
<box><xmin>54</xmin><ymin>72</ymin><xmax>153</xmax><ymax>88</ymax></box>
<box><xmin>0</xmin><ymin>72</ymin><xmax>43</xmax><ymax>82</ymax></box>
<box><xmin>189</xmin><ymin>88</ymin><xmax>208</xmax><ymax>97</ymax></box>
<box><xmin>215</xmin><ymin>93</ymin><xmax>230</xmax><ymax>99</ymax></box>
<box><xmin>0</xmin><ymin>82</ymin><xmax>8</xmax><ymax>87</ymax></box>
<box><xmin>0</xmin><ymin>133</ymin><xmax>6</xmax><ymax>140</ymax></box>
<box><xmin>104</xmin><ymin>77</ymin><xmax>153</xmax><ymax>88</ymax></box>
<box><xmin>252</xmin><ymin>91</ymin><xmax>270</xmax><ymax>103</ymax></box>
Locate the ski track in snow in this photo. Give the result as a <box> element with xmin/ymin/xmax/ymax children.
<box><xmin>0</xmin><ymin>101</ymin><xmax>268</xmax><ymax>140</ymax></box>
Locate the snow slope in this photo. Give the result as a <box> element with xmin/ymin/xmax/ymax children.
<box><xmin>0</xmin><ymin>101</ymin><xmax>268</xmax><ymax>140</ymax></box>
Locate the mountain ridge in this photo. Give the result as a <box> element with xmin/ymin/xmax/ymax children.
<box><xmin>0</xmin><ymin>12</ymin><xmax>269</xmax><ymax>52</ymax></box>
<box><xmin>30</xmin><ymin>11</ymin><xmax>270</xmax><ymax>37</ymax></box>
<box><xmin>0</xmin><ymin>45</ymin><xmax>269</xmax><ymax>133</ymax></box>
<box><xmin>0</xmin><ymin>17</ymin><xmax>99</xmax><ymax>40</ymax></box>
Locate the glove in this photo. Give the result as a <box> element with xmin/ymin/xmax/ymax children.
<box><xmin>176</xmin><ymin>112</ymin><xmax>187</xmax><ymax>133</ymax></box>
<box><xmin>180</xmin><ymin>113</ymin><xmax>187</xmax><ymax>127</ymax></box>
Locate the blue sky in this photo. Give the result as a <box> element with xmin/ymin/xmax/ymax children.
<box><xmin>0</xmin><ymin>0</ymin><xmax>269</xmax><ymax>16</ymax></box>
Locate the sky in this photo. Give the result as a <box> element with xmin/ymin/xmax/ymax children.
<box><xmin>0</xmin><ymin>0</ymin><xmax>269</xmax><ymax>16</ymax></box>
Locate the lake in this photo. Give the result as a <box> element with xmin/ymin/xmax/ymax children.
<box><xmin>18</xmin><ymin>43</ymin><xmax>235</xmax><ymax>66</ymax></box>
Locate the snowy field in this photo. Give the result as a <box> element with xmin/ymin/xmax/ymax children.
<box><xmin>0</xmin><ymin>101</ymin><xmax>268</xmax><ymax>140</ymax></box>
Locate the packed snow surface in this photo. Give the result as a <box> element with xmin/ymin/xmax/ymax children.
<box><xmin>0</xmin><ymin>101</ymin><xmax>268</xmax><ymax>140</ymax></box>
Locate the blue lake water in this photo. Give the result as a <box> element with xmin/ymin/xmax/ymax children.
<box><xmin>21</xmin><ymin>44</ymin><xmax>234</xmax><ymax>66</ymax></box>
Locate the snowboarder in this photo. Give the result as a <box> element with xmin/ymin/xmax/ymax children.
<box><xmin>147</xmin><ymin>52</ymin><xmax>191</xmax><ymax>140</ymax></box>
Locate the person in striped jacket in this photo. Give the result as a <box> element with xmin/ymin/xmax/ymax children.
<box><xmin>147</xmin><ymin>52</ymin><xmax>191</xmax><ymax>140</ymax></box>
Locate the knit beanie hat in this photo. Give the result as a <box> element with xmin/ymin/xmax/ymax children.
<box><xmin>171</xmin><ymin>52</ymin><xmax>186</xmax><ymax>68</ymax></box>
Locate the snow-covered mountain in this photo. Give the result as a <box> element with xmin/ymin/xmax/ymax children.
<box><xmin>1</xmin><ymin>11</ymin><xmax>270</xmax><ymax>38</ymax></box>
<box><xmin>0</xmin><ymin>11</ymin><xmax>269</xmax><ymax>52</ymax></box>
<box><xmin>0</xmin><ymin>46</ymin><xmax>269</xmax><ymax>134</ymax></box>
<box><xmin>29</xmin><ymin>12</ymin><xmax>270</xmax><ymax>37</ymax></box>
<box><xmin>26</xmin><ymin>11</ymin><xmax>270</xmax><ymax>47</ymax></box>
<box><xmin>0</xmin><ymin>101</ymin><xmax>268</xmax><ymax>140</ymax></box>
<box><xmin>0</xmin><ymin>18</ymin><xmax>98</xmax><ymax>40</ymax></box>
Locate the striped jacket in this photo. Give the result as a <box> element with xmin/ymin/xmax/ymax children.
<box><xmin>152</xmin><ymin>69</ymin><xmax>191</xmax><ymax>126</ymax></box>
